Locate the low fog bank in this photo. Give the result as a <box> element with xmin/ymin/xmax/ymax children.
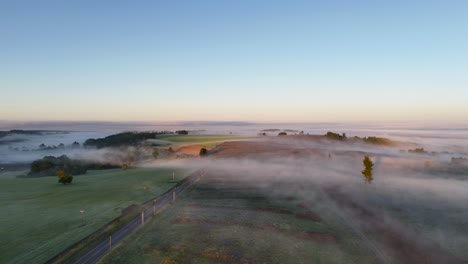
<box><xmin>0</xmin><ymin>131</ymin><xmax>110</xmax><ymax>164</ymax></box>
<box><xmin>143</xmin><ymin>139</ymin><xmax>468</xmax><ymax>261</ymax></box>
<box><xmin>146</xmin><ymin>154</ymin><xmax>468</xmax><ymax>205</ymax></box>
<box><xmin>2</xmin><ymin>124</ymin><xmax>467</xmax><ymax>172</ymax></box>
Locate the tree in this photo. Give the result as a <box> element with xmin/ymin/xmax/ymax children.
<box><xmin>152</xmin><ymin>149</ymin><xmax>159</xmax><ymax>159</ymax></box>
<box><xmin>56</xmin><ymin>169</ymin><xmax>73</xmax><ymax>185</ymax></box>
<box><xmin>30</xmin><ymin>159</ymin><xmax>54</xmax><ymax>174</ymax></box>
<box><xmin>199</xmin><ymin>148</ymin><xmax>208</xmax><ymax>156</ymax></box>
<box><xmin>361</xmin><ymin>155</ymin><xmax>374</xmax><ymax>184</ymax></box>
<box><xmin>71</xmin><ymin>141</ymin><xmax>80</xmax><ymax>148</ymax></box>
<box><xmin>278</xmin><ymin>132</ymin><xmax>287</xmax><ymax>136</ymax></box>
<box><xmin>176</xmin><ymin>130</ymin><xmax>189</xmax><ymax>135</ymax></box>
<box><xmin>325</xmin><ymin>131</ymin><xmax>341</xmax><ymax>140</ymax></box>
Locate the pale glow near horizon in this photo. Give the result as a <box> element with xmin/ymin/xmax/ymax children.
<box><xmin>1</xmin><ymin>1</ymin><xmax>467</xmax><ymax>123</ymax></box>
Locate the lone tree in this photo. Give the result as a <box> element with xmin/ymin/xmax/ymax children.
<box><xmin>199</xmin><ymin>148</ymin><xmax>208</xmax><ymax>156</ymax></box>
<box><xmin>121</xmin><ymin>163</ymin><xmax>131</xmax><ymax>170</ymax></box>
<box><xmin>152</xmin><ymin>149</ymin><xmax>159</xmax><ymax>159</ymax></box>
<box><xmin>56</xmin><ymin>169</ymin><xmax>73</xmax><ymax>185</ymax></box>
<box><xmin>361</xmin><ymin>155</ymin><xmax>374</xmax><ymax>184</ymax></box>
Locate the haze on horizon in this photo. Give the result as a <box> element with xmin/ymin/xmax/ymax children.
<box><xmin>2</xmin><ymin>1</ymin><xmax>468</xmax><ymax>123</ymax></box>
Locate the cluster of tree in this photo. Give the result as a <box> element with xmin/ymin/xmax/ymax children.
<box><xmin>29</xmin><ymin>155</ymin><xmax>87</xmax><ymax>177</ymax></box>
<box><xmin>451</xmin><ymin>157</ymin><xmax>468</xmax><ymax>165</ymax></box>
<box><xmin>7</xmin><ymin>146</ymin><xmax>28</xmax><ymax>151</ymax></box>
<box><xmin>28</xmin><ymin>155</ymin><xmax>119</xmax><ymax>177</ymax></box>
<box><xmin>278</xmin><ymin>132</ymin><xmax>287</xmax><ymax>136</ymax></box>
<box><xmin>408</xmin><ymin>148</ymin><xmax>428</xmax><ymax>154</ymax></box>
<box><xmin>176</xmin><ymin>130</ymin><xmax>189</xmax><ymax>135</ymax></box>
<box><xmin>362</xmin><ymin>136</ymin><xmax>392</xmax><ymax>145</ymax></box>
<box><xmin>8</xmin><ymin>141</ymin><xmax>81</xmax><ymax>152</ymax></box>
<box><xmin>323</xmin><ymin>131</ymin><xmax>395</xmax><ymax>146</ymax></box>
<box><xmin>38</xmin><ymin>143</ymin><xmax>66</xmax><ymax>150</ymax></box>
<box><xmin>325</xmin><ymin>131</ymin><xmax>347</xmax><ymax>140</ymax></box>
<box><xmin>0</xmin><ymin>130</ymin><xmax>47</xmax><ymax>138</ymax></box>
<box><xmin>84</xmin><ymin>131</ymin><xmax>171</xmax><ymax>148</ymax></box>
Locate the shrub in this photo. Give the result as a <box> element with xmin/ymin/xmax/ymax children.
<box><xmin>199</xmin><ymin>148</ymin><xmax>208</xmax><ymax>156</ymax></box>
<box><xmin>56</xmin><ymin>169</ymin><xmax>73</xmax><ymax>185</ymax></box>
<box><xmin>176</xmin><ymin>130</ymin><xmax>189</xmax><ymax>135</ymax></box>
<box><xmin>152</xmin><ymin>149</ymin><xmax>159</xmax><ymax>159</ymax></box>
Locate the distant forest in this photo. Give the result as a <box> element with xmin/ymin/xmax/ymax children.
<box><xmin>84</xmin><ymin>131</ymin><xmax>172</xmax><ymax>148</ymax></box>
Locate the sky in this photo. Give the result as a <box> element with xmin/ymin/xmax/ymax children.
<box><xmin>1</xmin><ymin>1</ymin><xmax>468</xmax><ymax>123</ymax></box>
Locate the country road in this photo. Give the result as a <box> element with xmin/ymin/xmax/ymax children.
<box><xmin>69</xmin><ymin>170</ymin><xmax>204</xmax><ymax>264</ymax></box>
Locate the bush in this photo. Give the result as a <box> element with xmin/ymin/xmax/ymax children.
<box><xmin>176</xmin><ymin>130</ymin><xmax>189</xmax><ymax>135</ymax></box>
<box><xmin>152</xmin><ymin>149</ymin><xmax>159</xmax><ymax>159</ymax></box>
<box><xmin>56</xmin><ymin>169</ymin><xmax>73</xmax><ymax>185</ymax></box>
<box><xmin>199</xmin><ymin>148</ymin><xmax>208</xmax><ymax>156</ymax></box>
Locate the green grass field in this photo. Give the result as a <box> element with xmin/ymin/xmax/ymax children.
<box><xmin>0</xmin><ymin>167</ymin><xmax>190</xmax><ymax>264</ymax></box>
<box><xmin>100</xmin><ymin>176</ymin><xmax>378</xmax><ymax>264</ymax></box>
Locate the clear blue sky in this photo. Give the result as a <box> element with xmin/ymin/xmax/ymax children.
<box><xmin>2</xmin><ymin>1</ymin><xmax>468</xmax><ymax>123</ymax></box>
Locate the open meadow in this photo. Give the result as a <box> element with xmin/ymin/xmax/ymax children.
<box><xmin>0</xmin><ymin>167</ymin><xmax>190</xmax><ymax>264</ymax></box>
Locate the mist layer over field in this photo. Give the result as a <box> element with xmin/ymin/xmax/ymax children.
<box><xmin>142</xmin><ymin>136</ymin><xmax>468</xmax><ymax>262</ymax></box>
<box><xmin>1</xmin><ymin>121</ymin><xmax>467</xmax><ymax>262</ymax></box>
<box><xmin>1</xmin><ymin>121</ymin><xmax>467</xmax><ymax>165</ymax></box>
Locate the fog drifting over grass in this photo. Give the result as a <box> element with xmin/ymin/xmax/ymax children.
<box><xmin>1</xmin><ymin>122</ymin><xmax>467</xmax><ymax>261</ymax></box>
<box><xmin>1</xmin><ymin>122</ymin><xmax>468</xmax><ymax>165</ymax></box>
<box><xmin>143</xmin><ymin>137</ymin><xmax>468</xmax><ymax>262</ymax></box>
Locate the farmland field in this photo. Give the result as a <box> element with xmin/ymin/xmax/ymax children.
<box><xmin>155</xmin><ymin>134</ymin><xmax>250</xmax><ymax>145</ymax></box>
<box><xmin>98</xmin><ymin>138</ymin><xmax>468</xmax><ymax>264</ymax></box>
<box><xmin>0</xmin><ymin>167</ymin><xmax>190</xmax><ymax>264</ymax></box>
<box><xmin>100</xmin><ymin>171</ymin><xmax>380</xmax><ymax>264</ymax></box>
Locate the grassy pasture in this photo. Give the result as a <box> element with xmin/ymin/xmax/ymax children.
<box><xmin>0</xmin><ymin>167</ymin><xmax>189</xmax><ymax>264</ymax></box>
